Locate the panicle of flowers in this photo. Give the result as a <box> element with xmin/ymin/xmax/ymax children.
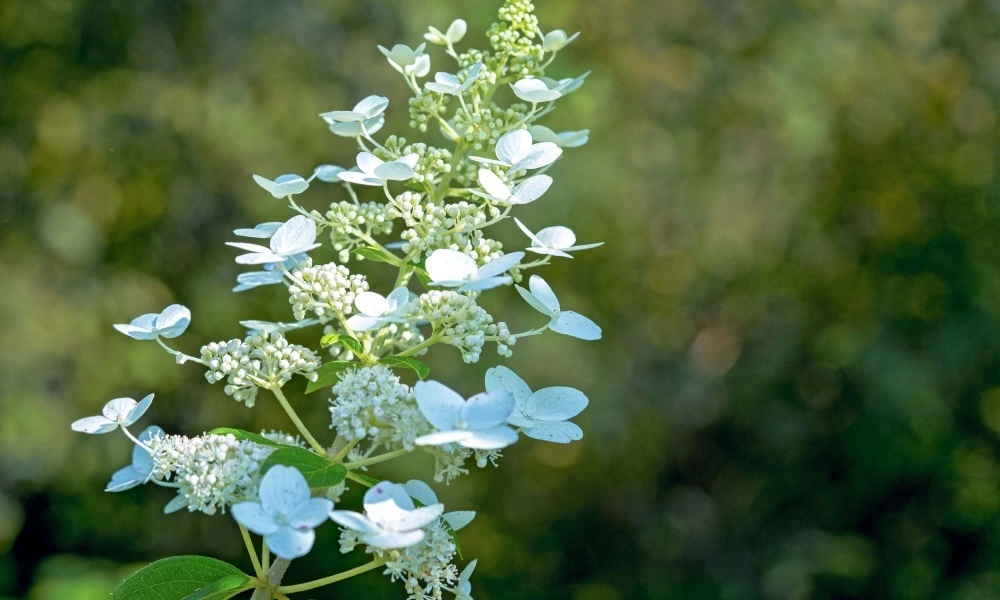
<box><xmin>200</xmin><ymin>332</ymin><xmax>321</xmax><ymax>407</ymax></box>
<box><xmin>329</xmin><ymin>365</ymin><xmax>430</xmax><ymax>451</ymax></box>
<box><xmin>287</xmin><ymin>258</ymin><xmax>370</xmax><ymax>322</ymax></box>
<box><xmin>411</xmin><ymin>290</ymin><xmax>514</xmax><ymax>362</ymax></box>
<box><xmin>147</xmin><ymin>432</ymin><xmax>274</xmax><ymax>515</ymax></box>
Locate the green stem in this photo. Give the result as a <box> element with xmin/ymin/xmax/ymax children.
<box><xmin>343</xmin><ymin>448</ymin><xmax>411</xmax><ymax>470</ymax></box>
<box><xmin>268</xmin><ymin>385</ymin><xmax>325</xmax><ymax>454</ymax></box>
<box><xmin>331</xmin><ymin>438</ymin><xmax>360</xmax><ymax>463</ymax></box>
<box><xmin>277</xmin><ymin>558</ymin><xmax>386</xmax><ymax>594</ymax></box>
<box><xmin>346</xmin><ymin>471</ymin><xmax>376</xmax><ymax>487</ymax></box>
<box><xmin>394</xmin><ymin>331</ymin><xmax>442</xmax><ymax>357</ymax></box>
<box><xmin>240</xmin><ymin>525</ymin><xmax>263</xmax><ymax>577</ymax></box>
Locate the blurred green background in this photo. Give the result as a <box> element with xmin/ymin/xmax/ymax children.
<box><xmin>4</xmin><ymin>0</ymin><xmax>1000</xmax><ymax>598</ymax></box>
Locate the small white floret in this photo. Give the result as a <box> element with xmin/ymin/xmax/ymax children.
<box><xmin>515</xmin><ymin>275</ymin><xmax>602</xmax><ymax>340</ymax></box>
<box><xmin>71</xmin><ymin>394</ymin><xmax>155</xmax><ymax>435</ymax></box>
<box><xmin>425</xmin><ymin>249</ymin><xmax>524</xmax><ymax>292</ymax></box>
<box><xmin>226</xmin><ymin>215</ymin><xmax>321</xmax><ymax>265</ymax></box>
<box><xmin>414</xmin><ymin>380</ymin><xmax>518</xmax><ymax>449</ymax></box>
<box><xmin>329</xmin><ymin>480</ymin><xmax>444</xmax><ymax>549</ymax></box>
<box><xmin>113</xmin><ymin>304</ymin><xmax>191</xmax><ymax>340</ymax></box>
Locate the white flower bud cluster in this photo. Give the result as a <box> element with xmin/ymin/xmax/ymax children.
<box><xmin>392</xmin><ymin>195</ymin><xmax>505</xmax><ymax>259</ymax></box>
<box><xmin>328</xmin><ymin>366</ymin><xmax>430</xmax><ymax>451</ymax></box>
<box><xmin>451</xmin><ymin>102</ymin><xmax>530</xmax><ymax>152</ymax></box>
<box><xmin>200</xmin><ymin>333</ymin><xmax>321</xmax><ymax>407</ymax></box>
<box><xmin>408</xmin><ymin>91</ymin><xmax>452</xmax><ymax>134</ymax></box>
<box><xmin>325</xmin><ymin>201</ymin><xmax>394</xmax><ymax>263</ymax></box>
<box><xmin>488</xmin><ymin>0</ymin><xmax>544</xmax><ymax>77</ymax></box>
<box><xmin>260</xmin><ymin>430</ymin><xmax>305</xmax><ymax>447</ymax></box>
<box><xmin>148</xmin><ymin>433</ymin><xmax>272</xmax><ymax>515</ymax></box>
<box><xmin>288</xmin><ymin>259</ymin><xmax>369</xmax><ymax>322</ymax></box>
<box><xmin>412</xmin><ymin>290</ymin><xmax>514</xmax><ymax>362</ymax></box>
<box><xmin>339</xmin><ymin>518</ymin><xmax>459</xmax><ymax>600</ymax></box>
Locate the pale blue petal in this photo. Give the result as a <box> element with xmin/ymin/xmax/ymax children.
<box><xmin>71</xmin><ymin>415</ymin><xmax>118</xmax><ymax>434</ymax></box>
<box><xmin>106</xmin><ymin>465</ymin><xmax>144</xmax><ymax>492</ymax></box>
<box><xmin>338</xmin><ymin>171</ymin><xmax>383</xmax><ymax>186</ymax></box>
<box><xmin>289</xmin><ymin>498</ymin><xmax>334</xmax><ymax>529</ymax></box>
<box><xmin>266</xmin><ymin>527</ymin><xmax>315</xmax><ymax>560</ymax></box>
<box><xmin>232</xmin><ymin>503</ymin><xmax>280</xmax><ymax>536</ymax></box>
<box><xmin>415</xmin><ymin>380</ymin><xmax>464</xmax><ymax>430</ymax></box>
<box><xmin>164</xmin><ymin>493</ymin><xmax>188</xmax><ymax>514</ymax></box>
<box><xmin>510</xmin><ymin>175</ymin><xmax>552</xmax><ymax>204</ymax></box>
<box><xmin>403</xmin><ymin>480</ymin><xmax>438</xmax><ymax>506</ymax></box>
<box><xmin>527</xmin><ymin>275</ymin><xmax>560</xmax><ymax>312</ymax></box>
<box><xmin>511</xmin><ymin>143</ymin><xmax>561</xmax><ymax>171</ymax></box>
<box><xmin>460</xmin><ymin>390</ymin><xmax>514</xmax><ymax>430</ymax></box>
<box><xmin>476</xmin><ymin>252</ymin><xmax>524</xmax><ymax>279</ymax></box>
<box><xmin>329</xmin><ymin>510</ymin><xmax>381</xmax><ymax>534</ymax></box>
<box><xmin>444</xmin><ymin>511</ymin><xmax>476</xmax><ymax>531</ymax></box>
<box><xmin>484</xmin><ymin>366</ymin><xmax>532</xmax><ymax>407</ymax></box>
<box><xmin>516</xmin><ymin>284</ymin><xmax>555</xmax><ymax>317</ymax></box>
<box><xmin>522</xmin><ymin>420</ymin><xmax>583</xmax><ymax>443</ymax></box>
<box><xmin>374</xmin><ymin>160</ymin><xmax>415</xmax><ymax>181</ymax></box>
<box><xmin>495</xmin><ymin>130</ymin><xmax>531</xmax><ymax>164</ymax></box>
<box><xmin>270</xmin><ymin>216</ymin><xmax>316</xmax><ymax>256</ymax></box>
<box><xmin>526</xmin><ymin>387</ymin><xmax>588</xmax><ymax>421</ymax></box>
<box><xmin>123</xmin><ymin>393</ymin><xmax>154</xmax><ymax>426</ymax></box>
<box><xmin>259</xmin><ymin>465</ymin><xmax>310</xmax><ymax>514</ymax></box>
<box><xmin>551</xmin><ymin>311</ymin><xmax>602</xmax><ymax>340</ymax></box>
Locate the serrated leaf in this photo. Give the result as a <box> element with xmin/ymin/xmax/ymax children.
<box><xmin>262</xmin><ymin>447</ymin><xmax>347</xmax><ymax>488</ymax></box>
<box><xmin>112</xmin><ymin>556</ymin><xmax>247</xmax><ymax>600</ymax></box>
<box><xmin>184</xmin><ymin>575</ymin><xmax>254</xmax><ymax>600</ymax></box>
<box><xmin>305</xmin><ymin>361</ymin><xmax>354</xmax><ymax>394</ymax></box>
<box><xmin>319</xmin><ymin>334</ymin><xmax>365</xmax><ymax>356</ymax></box>
<box><xmin>206</xmin><ymin>428</ymin><xmax>279</xmax><ymax>447</ymax></box>
<box><xmin>380</xmin><ymin>356</ymin><xmax>430</xmax><ymax>380</ymax></box>
<box><xmin>354</xmin><ymin>245</ymin><xmax>398</xmax><ymax>263</ymax></box>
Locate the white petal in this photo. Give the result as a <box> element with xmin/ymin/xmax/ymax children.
<box><xmin>112</xmin><ymin>322</ymin><xmax>158</xmax><ymax>340</ymax></box>
<box><xmin>414</xmin><ymin>381</ymin><xmax>465</xmax><ymax>430</ymax></box>
<box><xmin>289</xmin><ymin>498</ymin><xmax>335</xmax><ymax>529</ymax></box>
<box><xmin>527</xmin><ymin>246</ymin><xmax>574</xmax><ymax>259</ymax></box>
<box><xmin>235</xmin><ymin>252</ymin><xmax>286</xmax><ymax>265</ymax></box>
<box><xmin>252</xmin><ymin>174</ymin><xmax>278</xmax><ymax>196</ymax></box>
<box><xmin>234</xmin><ymin>222</ymin><xmax>283</xmax><ymax>238</ymax></box>
<box><xmin>355</xmin><ymin>291</ymin><xmax>390</xmax><ymax>317</ymax></box>
<box><xmin>163</xmin><ymin>493</ymin><xmax>188</xmax><ymax>514</ymax></box>
<box><xmin>374</xmin><ymin>160</ymin><xmax>415</xmax><ymax>181</ymax></box>
<box><xmin>446</xmin><ymin>18</ymin><xmax>467</xmax><ymax>43</ymax></box>
<box><xmin>71</xmin><ymin>415</ymin><xmax>117</xmax><ymax>434</ymax></box>
<box><xmin>272</xmin><ymin>174</ymin><xmax>309</xmax><ymax>196</ymax></box>
<box><xmin>522</xmin><ymin>420</ymin><xmax>583</xmax><ymax>443</ymax></box>
<box><xmin>266</xmin><ymin>527</ymin><xmax>315</xmax><ymax>560</ymax></box>
<box><xmin>511</xmin><ymin>143</ymin><xmax>561</xmax><ymax>171</ymax></box>
<box><xmin>383</xmin><ymin>504</ymin><xmax>444</xmax><ymax>531</ymax></box>
<box><xmin>425</xmin><ymin>249</ymin><xmax>477</xmax><ymax>283</ymax></box>
<box><xmin>511</xmin><ymin>79</ymin><xmax>562</xmax><ymax>103</ymax></box>
<box><xmin>534</xmin><ymin>226</ymin><xmax>577</xmax><ymax>249</ymax></box>
<box><xmin>102</xmin><ymin>397</ymin><xmax>137</xmax><ymax>421</ymax></box>
<box><xmin>270</xmin><ymin>216</ymin><xmax>317</xmax><ymax>256</ymax></box>
<box><xmin>386</xmin><ymin>286</ymin><xmax>411</xmax><ymax>310</ymax></box>
<box><xmin>461</xmin><ymin>425</ymin><xmax>519</xmax><ymax>449</ymax></box>
<box><xmin>226</xmin><ymin>241</ymin><xmax>273</xmax><ymax>254</ymax></box>
<box><xmin>411</xmin><ymin>54</ymin><xmax>431</xmax><ymax>77</ymax></box>
<box><xmin>526</xmin><ymin>387</ymin><xmax>588</xmax><ymax>420</ymax></box>
<box><xmin>476</xmin><ymin>251</ymin><xmax>524</xmax><ymax>279</ymax></box>
<box><xmin>458</xmin><ymin>276</ymin><xmax>511</xmax><ymax>292</ymax></box>
<box><xmin>528</xmin><ymin>275</ymin><xmax>560</xmax><ymax>312</ymax></box>
<box><xmin>444</xmin><ymin>511</ymin><xmax>476</xmax><ymax>531</ymax></box>
<box><xmin>354</xmin><ymin>95</ymin><xmax>389</xmax><ymax>119</ymax></box>
<box><xmin>363</xmin><ymin>529</ymin><xmax>425</xmax><ymax>549</ymax></box>
<box><xmin>564</xmin><ymin>242</ymin><xmax>604</xmax><ymax>252</ymax></box>
<box><xmin>527</xmin><ymin>125</ymin><xmax>560</xmax><ymax>144</ymax></box>
<box><xmin>329</xmin><ymin>510</ymin><xmax>381</xmax><ymax>534</ymax></box>
<box><xmin>402</xmin><ymin>480</ymin><xmax>438</xmax><ymax>506</ymax></box>
<box><xmin>510</xmin><ymin>175</ymin><xmax>552</xmax><ymax>204</ymax></box>
<box><xmin>460</xmin><ymin>390</ymin><xmax>514</xmax><ymax>430</ymax></box>
<box><xmin>398</xmin><ymin>153</ymin><xmax>420</xmax><ymax>168</ymax></box>
<box><xmin>426</xmin><ymin>81</ymin><xmax>458</xmax><ymax>94</ymax></box>
<box><xmin>516</xmin><ymin>284</ymin><xmax>555</xmax><ymax>317</ymax></box>
<box><xmin>338</xmin><ymin>171</ymin><xmax>384</xmax><ymax>186</ymax></box>
<box><xmin>123</xmin><ymin>393</ymin><xmax>154</xmax><ymax>426</ymax></box>
<box><xmin>355</xmin><ymin>152</ymin><xmax>384</xmax><ymax>175</ymax></box>
<box><xmin>313</xmin><ymin>164</ymin><xmax>346</xmax><ymax>182</ymax></box>
<box><xmin>415</xmin><ymin>430</ymin><xmax>473</xmax><ymax>446</ymax></box>
<box><xmin>232</xmin><ymin>502</ymin><xmax>280</xmax><ymax>536</ymax></box>
<box><xmin>346</xmin><ymin>314</ymin><xmax>383</xmax><ymax>332</ymax></box>
<box><xmin>495</xmin><ymin>129</ymin><xmax>531</xmax><ymax>164</ymax></box>
<box><xmin>105</xmin><ymin>465</ymin><xmax>143</xmax><ymax>492</ymax></box>
<box><xmin>477</xmin><ymin>169</ymin><xmax>511</xmax><ymax>200</ymax></box>
<box><xmin>484</xmin><ymin>365</ymin><xmax>533</xmax><ymax>406</ymax></box>
<box><xmin>154</xmin><ymin>305</ymin><xmax>191</xmax><ymax>338</ymax></box>
<box><xmin>259</xmin><ymin>465</ymin><xmax>310</xmax><ymax>514</ymax></box>
<box><xmin>513</xmin><ymin>217</ymin><xmax>545</xmax><ymax>247</ymax></box>
<box><xmin>551</xmin><ymin>311</ymin><xmax>602</xmax><ymax>340</ymax></box>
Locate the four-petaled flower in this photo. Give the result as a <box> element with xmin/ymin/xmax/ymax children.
<box><xmin>510</xmin><ymin>78</ymin><xmax>562</xmax><ymax>103</ymax></box>
<box><xmin>473</xmin><ymin>170</ymin><xmax>552</xmax><ymax>205</ymax></box>
<box><xmin>329</xmin><ymin>480</ymin><xmax>443</xmax><ymax>549</ymax></box>
<box><xmin>320</xmin><ymin>96</ymin><xmax>388</xmax><ymax>137</ymax></box>
<box><xmin>338</xmin><ymin>152</ymin><xmax>419</xmax><ymax>187</ymax></box>
<box><xmin>71</xmin><ymin>394</ymin><xmax>155</xmax><ymax>434</ymax></box>
<box><xmin>378</xmin><ymin>43</ymin><xmax>430</xmax><ymax>78</ymax></box>
<box><xmin>226</xmin><ymin>215</ymin><xmax>321</xmax><ymax>265</ymax></box>
<box><xmin>471</xmin><ymin>129</ymin><xmax>561</xmax><ymax>173</ymax></box>
<box><xmin>414</xmin><ymin>380</ymin><xmax>518</xmax><ymax>449</ymax></box>
<box><xmin>114</xmin><ymin>304</ymin><xmax>191</xmax><ymax>340</ymax></box>
<box><xmin>425</xmin><ymin>62</ymin><xmax>483</xmax><ymax>96</ymax></box>
<box><xmin>514</xmin><ymin>217</ymin><xmax>604</xmax><ymax>258</ymax></box>
<box><xmin>541</xmin><ymin>71</ymin><xmax>590</xmax><ymax>96</ymax></box>
<box><xmin>516</xmin><ymin>275</ymin><xmax>602</xmax><ymax>340</ymax></box>
<box><xmin>425</xmin><ymin>249</ymin><xmax>524</xmax><ymax>291</ymax></box>
<box><xmin>231</xmin><ymin>465</ymin><xmax>333</xmax><ymax>560</ymax></box>
<box><xmin>424</xmin><ymin>19</ymin><xmax>467</xmax><ymax>46</ymax></box>
<box><xmin>485</xmin><ymin>365</ymin><xmax>588</xmax><ymax>443</ymax></box>
<box><xmin>347</xmin><ymin>287</ymin><xmax>412</xmax><ymax>332</ymax></box>
<box><xmin>106</xmin><ymin>425</ymin><xmax>163</xmax><ymax>492</ymax></box>
<box><xmin>528</xmin><ymin>125</ymin><xmax>589</xmax><ymax>148</ymax></box>
<box><xmin>252</xmin><ymin>173</ymin><xmax>309</xmax><ymax>199</ymax></box>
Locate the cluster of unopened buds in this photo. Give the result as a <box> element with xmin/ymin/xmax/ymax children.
<box><xmin>72</xmin><ymin>2</ymin><xmax>600</xmax><ymax>598</ymax></box>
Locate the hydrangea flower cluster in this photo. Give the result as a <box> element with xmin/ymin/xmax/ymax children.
<box><xmin>72</xmin><ymin>3</ymin><xmax>599</xmax><ymax>599</ymax></box>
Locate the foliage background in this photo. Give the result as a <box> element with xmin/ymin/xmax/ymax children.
<box><xmin>3</xmin><ymin>0</ymin><xmax>1000</xmax><ymax>598</ymax></box>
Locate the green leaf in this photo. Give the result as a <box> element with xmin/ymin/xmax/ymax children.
<box><xmin>320</xmin><ymin>334</ymin><xmax>365</xmax><ymax>356</ymax></box>
<box><xmin>380</xmin><ymin>356</ymin><xmax>430</xmax><ymax>380</ymax></box>
<box><xmin>262</xmin><ymin>446</ymin><xmax>347</xmax><ymax>488</ymax></box>
<box><xmin>206</xmin><ymin>428</ymin><xmax>279</xmax><ymax>447</ymax></box>
<box><xmin>184</xmin><ymin>575</ymin><xmax>255</xmax><ymax>600</ymax></box>
<box><xmin>413</xmin><ymin>267</ymin><xmax>432</xmax><ymax>288</ymax></box>
<box><xmin>305</xmin><ymin>360</ymin><xmax>354</xmax><ymax>394</ymax></box>
<box><xmin>347</xmin><ymin>472</ymin><xmax>379</xmax><ymax>487</ymax></box>
<box><xmin>354</xmin><ymin>245</ymin><xmax>398</xmax><ymax>264</ymax></box>
<box><xmin>112</xmin><ymin>556</ymin><xmax>248</xmax><ymax>600</ymax></box>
